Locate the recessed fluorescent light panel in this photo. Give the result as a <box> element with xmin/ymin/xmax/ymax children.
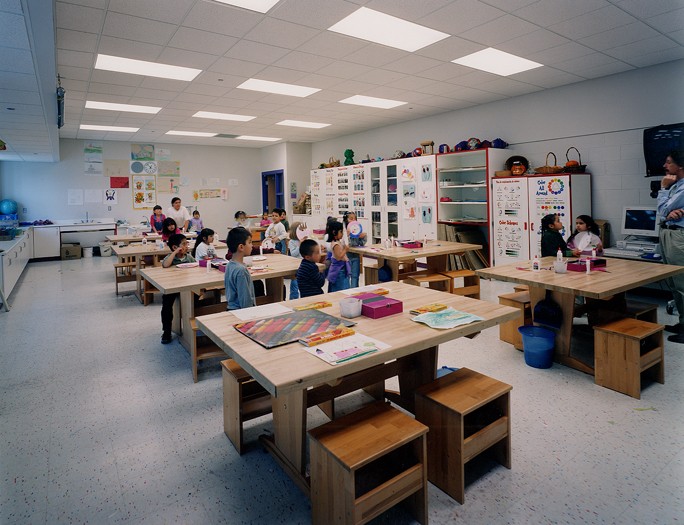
<box><xmin>235</xmin><ymin>135</ymin><xmax>281</xmax><ymax>142</ymax></box>
<box><xmin>166</xmin><ymin>131</ymin><xmax>218</xmax><ymax>137</ymax></box>
<box><xmin>95</xmin><ymin>54</ymin><xmax>202</xmax><ymax>81</ymax></box>
<box><xmin>237</xmin><ymin>78</ymin><xmax>320</xmax><ymax>98</ymax></box>
<box><xmin>328</xmin><ymin>7</ymin><xmax>449</xmax><ymax>52</ymax></box>
<box><xmin>212</xmin><ymin>0</ymin><xmax>280</xmax><ymax>13</ymax></box>
<box><xmin>276</xmin><ymin>120</ymin><xmax>330</xmax><ymax>129</ymax></box>
<box><xmin>338</xmin><ymin>95</ymin><xmax>406</xmax><ymax>109</ymax></box>
<box><xmin>85</xmin><ymin>101</ymin><xmax>161</xmax><ymax>114</ymax></box>
<box><xmin>452</xmin><ymin>48</ymin><xmax>543</xmax><ymax>76</ymax></box>
<box><xmin>192</xmin><ymin>111</ymin><xmax>256</xmax><ymax>122</ymax></box>
<box><xmin>80</xmin><ymin>124</ymin><xmax>139</xmax><ymax>132</ymax></box>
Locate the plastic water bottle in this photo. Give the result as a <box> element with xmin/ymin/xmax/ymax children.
<box><xmin>585</xmin><ymin>259</ymin><xmax>591</xmax><ymax>274</ymax></box>
<box><xmin>532</xmin><ymin>254</ymin><xmax>540</xmax><ymax>272</ymax></box>
<box><xmin>556</xmin><ymin>247</ymin><xmax>563</xmax><ymax>262</ymax></box>
<box><xmin>142</xmin><ymin>236</ymin><xmax>147</xmax><ymax>245</ymax></box>
<box><xmin>384</xmin><ymin>238</ymin><xmax>391</xmax><ymax>249</ymax></box>
<box><xmin>207</xmin><ymin>244</ymin><xmax>216</xmax><ymax>259</ymax></box>
<box><xmin>259</xmin><ymin>245</ymin><xmax>263</xmax><ymax>256</ymax></box>
<box><xmin>591</xmin><ymin>247</ymin><xmax>597</xmax><ymax>258</ymax></box>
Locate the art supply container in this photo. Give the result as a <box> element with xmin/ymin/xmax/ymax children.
<box><xmin>518</xmin><ymin>326</ymin><xmax>555</xmax><ymax>369</ymax></box>
<box><xmin>339</xmin><ymin>297</ymin><xmax>362</xmax><ymax>318</ymax></box>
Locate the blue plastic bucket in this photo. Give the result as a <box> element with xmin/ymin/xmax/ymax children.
<box><xmin>518</xmin><ymin>326</ymin><xmax>555</xmax><ymax>369</ymax></box>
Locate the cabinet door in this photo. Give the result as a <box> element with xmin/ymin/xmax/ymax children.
<box><xmin>527</xmin><ymin>175</ymin><xmax>572</xmax><ymax>258</ymax></box>
<box><xmin>369</xmin><ymin>165</ymin><xmax>383</xmax><ymax>243</ymax></box>
<box><xmin>33</xmin><ymin>226</ymin><xmax>61</xmax><ymax>258</ymax></box>
<box><xmin>491</xmin><ymin>177</ymin><xmax>530</xmax><ymax>265</ymax></box>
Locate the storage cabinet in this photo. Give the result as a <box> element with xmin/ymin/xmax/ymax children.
<box><xmin>1</xmin><ymin>229</ymin><xmax>33</xmax><ymax>303</ymax></box>
<box><xmin>33</xmin><ymin>225</ymin><xmax>60</xmax><ymax>258</ymax></box>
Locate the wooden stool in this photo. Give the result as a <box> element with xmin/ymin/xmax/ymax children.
<box><xmin>625</xmin><ymin>300</ymin><xmax>658</xmax><ymax>323</ymax></box>
<box><xmin>440</xmin><ymin>269</ymin><xmax>480</xmax><ymax>299</ymax></box>
<box><xmin>514</xmin><ymin>284</ymin><xmax>529</xmax><ymax>292</ymax></box>
<box><xmin>221</xmin><ymin>359</ymin><xmax>272</xmax><ymax>454</ymax></box>
<box><xmin>403</xmin><ymin>272</ymin><xmax>451</xmax><ymax>293</ymax></box>
<box><xmin>415</xmin><ymin>368</ymin><xmax>512</xmax><ymax>504</ymax></box>
<box><xmin>308</xmin><ymin>401</ymin><xmax>428</xmax><ymax>525</ymax></box>
<box><xmin>113</xmin><ymin>261</ymin><xmax>137</xmax><ymax>295</ymax></box>
<box><xmin>363</xmin><ymin>260</ymin><xmax>379</xmax><ymax>285</ymax></box>
<box><xmin>594</xmin><ymin>318</ymin><xmax>664</xmax><ymax>399</ymax></box>
<box><xmin>190</xmin><ymin>318</ymin><xmax>227</xmax><ymax>383</ymax></box>
<box><xmin>498</xmin><ymin>291</ymin><xmax>532</xmax><ymax>350</ymax></box>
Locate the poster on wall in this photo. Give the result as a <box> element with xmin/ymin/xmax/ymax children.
<box><xmin>193</xmin><ymin>189</ymin><xmax>222</xmax><ymax>199</ymax></box>
<box><xmin>110</xmin><ymin>176</ymin><xmax>129</xmax><ymax>189</ymax></box>
<box><xmin>84</xmin><ymin>141</ymin><xmax>103</xmax><ymax>176</ymax></box>
<box><xmin>130</xmin><ymin>160</ymin><xmax>157</xmax><ymax>175</ymax></box>
<box><xmin>421</xmin><ymin>205</ymin><xmax>433</xmax><ymax>224</ymax></box>
<box><xmin>402</xmin><ymin>183</ymin><xmax>416</xmax><ymax>220</ymax></box>
<box><xmin>401</xmin><ymin>165</ymin><xmax>415</xmax><ymax>182</ymax></box>
<box><xmin>421</xmin><ymin>164</ymin><xmax>432</xmax><ymax>182</ymax></box>
<box><xmin>132</xmin><ymin>175</ymin><xmax>156</xmax><ymax>209</ymax></box>
<box><xmin>157</xmin><ymin>177</ymin><xmax>179</xmax><ymax>194</ymax></box>
<box><xmin>131</xmin><ymin>144</ymin><xmax>155</xmax><ymax>161</ymax></box>
<box><xmin>351</xmin><ymin>166</ymin><xmax>366</xmax><ymax>218</ymax></box>
<box><xmin>68</xmin><ymin>189</ymin><xmax>83</xmax><ymax>206</ymax></box>
<box><xmin>104</xmin><ymin>189</ymin><xmax>118</xmax><ymax>205</ymax></box>
<box><xmin>158</xmin><ymin>161</ymin><xmax>180</xmax><ymax>177</ymax></box>
<box><xmin>156</xmin><ymin>148</ymin><xmax>171</xmax><ymax>161</ymax></box>
<box><xmin>85</xmin><ymin>189</ymin><xmax>102</xmax><ymax>203</ymax></box>
<box><xmin>104</xmin><ymin>160</ymin><xmax>129</xmax><ymax>177</ymax></box>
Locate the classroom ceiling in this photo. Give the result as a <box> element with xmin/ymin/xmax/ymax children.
<box><xmin>1</xmin><ymin>0</ymin><xmax>683</xmax><ymax>162</ymax></box>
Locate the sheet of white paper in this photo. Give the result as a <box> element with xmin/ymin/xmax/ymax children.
<box><xmin>231</xmin><ymin>303</ymin><xmax>293</xmax><ymax>322</ymax></box>
<box><xmin>305</xmin><ymin>333</ymin><xmax>390</xmax><ymax>365</ymax></box>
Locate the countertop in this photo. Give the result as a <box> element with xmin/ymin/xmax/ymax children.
<box><xmin>0</xmin><ymin>229</ymin><xmax>30</xmax><ymax>254</ymax></box>
<box><xmin>32</xmin><ymin>219</ymin><xmax>116</xmax><ymax>228</ymax></box>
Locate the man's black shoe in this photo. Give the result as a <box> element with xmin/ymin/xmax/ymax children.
<box><xmin>664</xmin><ymin>324</ymin><xmax>683</xmax><ymax>334</ymax></box>
<box><xmin>667</xmin><ymin>332</ymin><xmax>684</xmax><ymax>343</ymax></box>
<box><xmin>161</xmin><ymin>332</ymin><xmax>172</xmax><ymax>344</ymax></box>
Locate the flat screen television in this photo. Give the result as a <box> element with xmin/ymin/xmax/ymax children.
<box><xmin>621</xmin><ymin>206</ymin><xmax>660</xmax><ymax>237</ymax></box>
<box><xmin>643</xmin><ymin>123</ymin><xmax>684</xmax><ymax>177</ymax></box>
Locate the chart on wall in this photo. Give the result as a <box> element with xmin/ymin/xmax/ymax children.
<box><xmin>324</xmin><ymin>169</ymin><xmax>336</xmax><ymax>217</ymax></box>
<box><xmin>351</xmin><ymin>166</ymin><xmax>366</xmax><ymax>218</ymax></box>
<box><xmin>84</xmin><ymin>141</ymin><xmax>103</xmax><ymax>176</ymax></box>
<box><xmin>132</xmin><ymin>175</ymin><xmax>156</xmax><ymax>209</ymax></box>
<box><xmin>310</xmin><ymin>170</ymin><xmax>322</xmax><ymax>216</ymax></box>
<box><xmin>337</xmin><ymin>168</ymin><xmax>350</xmax><ymax>214</ymax></box>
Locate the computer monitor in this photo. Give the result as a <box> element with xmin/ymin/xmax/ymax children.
<box><xmin>621</xmin><ymin>206</ymin><xmax>660</xmax><ymax>237</ymax></box>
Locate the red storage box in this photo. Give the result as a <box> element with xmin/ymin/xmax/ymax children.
<box><xmin>354</xmin><ymin>293</ymin><xmax>403</xmax><ymax>319</ymax></box>
<box><xmin>398</xmin><ymin>240</ymin><xmax>423</xmax><ymax>249</ymax></box>
<box><xmin>567</xmin><ymin>258</ymin><xmax>607</xmax><ymax>272</ymax></box>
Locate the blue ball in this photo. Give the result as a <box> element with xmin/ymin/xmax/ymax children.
<box><xmin>0</xmin><ymin>199</ymin><xmax>18</xmax><ymax>215</ymax></box>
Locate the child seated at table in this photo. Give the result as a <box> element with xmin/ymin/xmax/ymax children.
<box><xmin>192</xmin><ymin>228</ymin><xmax>215</xmax><ymax>260</ymax></box>
<box><xmin>287</xmin><ymin>222</ymin><xmax>306</xmax><ymax>300</ymax></box>
<box><xmin>190</xmin><ymin>210</ymin><xmax>204</xmax><ymax>232</ymax></box>
<box><xmin>296</xmin><ymin>239</ymin><xmax>326</xmax><ymax>297</ymax></box>
<box><xmin>161</xmin><ymin>217</ymin><xmax>177</xmax><ymax>242</ymax></box>
<box><xmin>540</xmin><ymin>213</ymin><xmax>571</xmax><ymax>257</ymax></box>
<box><xmin>566</xmin><ymin>215</ymin><xmax>603</xmax><ymax>256</ymax></box>
<box><xmin>224</xmin><ymin>227</ymin><xmax>256</xmax><ymax>310</ymax></box>
<box><xmin>160</xmin><ymin>233</ymin><xmax>195</xmax><ymax>344</ymax></box>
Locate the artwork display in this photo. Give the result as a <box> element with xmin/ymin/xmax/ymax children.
<box><xmin>132</xmin><ymin>175</ymin><xmax>156</xmax><ymax>209</ymax></box>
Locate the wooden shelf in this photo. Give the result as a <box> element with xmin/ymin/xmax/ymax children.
<box><xmin>441</xmin><ymin>183</ymin><xmax>487</xmax><ymax>188</ymax></box>
<box><xmin>438</xmin><ymin>166</ymin><xmax>486</xmax><ymax>173</ymax></box>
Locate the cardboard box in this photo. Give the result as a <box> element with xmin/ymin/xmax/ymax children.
<box><xmin>354</xmin><ymin>293</ymin><xmax>403</xmax><ymax>319</ymax></box>
<box><xmin>61</xmin><ymin>243</ymin><xmax>81</xmax><ymax>260</ymax></box>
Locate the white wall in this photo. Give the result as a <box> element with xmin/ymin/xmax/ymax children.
<box><xmin>312</xmin><ymin>60</ymin><xmax>684</xmax><ymax>243</ymax></box>
<box><xmin>286</xmin><ymin>142</ymin><xmax>312</xmax><ymax>210</ymax></box>
<box><xmin>0</xmin><ymin>139</ymin><xmax>262</xmax><ymax>236</ymax></box>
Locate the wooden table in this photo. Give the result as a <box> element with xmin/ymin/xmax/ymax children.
<box><xmin>106</xmin><ymin>231</ymin><xmax>198</xmax><ymax>244</ymax></box>
<box><xmin>477</xmin><ymin>257</ymin><xmax>684</xmax><ymax>374</ymax></box>
<box><xmin>196</xmin><ymin>281</ymin><xmax>519</xmax><ymax>492</ymax></box>
<box><xmin>141</xmin><ymin>254</ymin><xmax>312</xmax><ymax>381</ymax></box>
<box><xmin>111</xmin><ymin>242</ymin><xmax>170</xmax><ymax>303</ymax></box>
<box><xmin>348</xmin><ymin>240</ymin><xmax>482</xmax><ymax>282</ymax></box>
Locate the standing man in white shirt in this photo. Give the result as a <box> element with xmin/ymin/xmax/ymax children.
<box><xmin>166</xmin><ymin>197</ymin><xmax>191</xmax><ymax>232</ymax></box>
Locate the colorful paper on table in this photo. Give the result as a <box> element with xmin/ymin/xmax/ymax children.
<box><xmin>231</xmin><ymin>303</ymin><xmax>293</xmax><ymax>322</ymax></box>
<box><xmin>294</xmin><ymin>301</ymin><xmax>332</xmax><ymax>311</ymax></box>
<box><xmin>234</xmin><ymin>309</ymin><xmax>355</xmax><ymax>349</ymax></box>
<box><xmin>299</xmin><ymin>326</ymin><xmax>355</xmax><ymax>346</ymax></box>
<box><xmin>411</xmin><ymin>307</ymin><xmax>483</xmax><ymax>329</ymax></box>
<box><xmin>410</xmin><ymin>303</ymin><xmax>448</xmax><ymax>315</ymax></box>
<box><xmin>305</xmin><ymin>333</ymin><xmax>390</xmax><ymax>365</ymax></box>
<box><xmin>176</xmin><ymin>262</ymin><xmax>199</xmax><ymax>268</ymax></box>
<box><xmin>344</xmin><ymin>285</ymin><xmax>389</xmax><ymax>296</ymax></box>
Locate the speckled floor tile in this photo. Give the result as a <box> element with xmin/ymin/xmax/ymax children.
<box><xmin>1</xmin><ymin>259</ymin><xmax>683</xmax><ymax>524</ymax></box>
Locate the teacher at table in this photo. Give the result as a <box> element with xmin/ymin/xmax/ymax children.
<box><xmin>657</xmin><ymin>150</ymin><xmax>684</xmax><ymax>343</ymax></box>
<box><xmin>166</xmin><ymin>197</ymin><xmax>191</xmax><ymax>233</ymax></box>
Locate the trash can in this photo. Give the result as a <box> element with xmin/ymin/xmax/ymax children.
<box><xmin>83</xmin><ymin>247</ymin><xmax>93</xmax><ymax>257</ymax></box>
<box><xmin>99</xmin><ymin>241</ymin><xmax>112</xmax><ymax>257</ymax></box>
<box><xmin>518</xmin><ymin>326</ymin><xmax>555</xmax><ymax>369</ymax></box>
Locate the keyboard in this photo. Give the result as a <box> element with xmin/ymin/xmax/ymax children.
<box><xmin>603</xmin><ymin>247</ymin><xmax>661</xmax><ymax>261</ymax></box>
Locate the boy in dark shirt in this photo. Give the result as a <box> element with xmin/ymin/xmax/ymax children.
<box><xmin>296</xmin><ymin>239</ymin><xmax>325</xmax><ymax>297</ymax></box>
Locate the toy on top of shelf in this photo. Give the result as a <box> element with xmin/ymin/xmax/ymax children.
<box><xmin>467</xmin><ymin>138</ymin><xmax>481</xmax><ymax>150</ymax></box>
<box><xmin>420</xmin><ymin>140</ymin><xmax>434</xmax><ymax>155</ymax></box>
<box><xmin>344</xmin><ymin>149</ymin><xmax>355</xmax><ymax>166</ymax></box>
<box><xmin>492</xmin><ymin>138</ymin><xmax>508</xmax><ymax>148</ymax></box>
<box><xmin>439</xmin><ymin>143</ymin><xmax>450</xmax><ymax>153</ymax></box>
<box><xmin>454</xmin><ymin>141</ymin><xmax>468</xmax><ymax>151</ymax></box>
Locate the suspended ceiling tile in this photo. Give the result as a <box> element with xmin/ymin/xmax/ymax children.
<box><xmin>269</xmin><ymin>0</ymin><xmax>359</xmax><ymax>29</ymax></box>
<box><xmin>96</xmin><ymin>36</ymin><xmax>163</xmax><ymax>62</ymax></box>
<box><xmin>415</xmin><ymin>36</ymin><xmax>483</xmax><ymax>60</ymax></box>
<box><xmin>223</xmin><ymin>40</ymin><xmax>291</xmax><ymax>65</ymax></box>
<box><xmin>56</xmin><ymin>28</ymin><xmax>98</xmax><ymax>53</ymax></box>
<box><xmin>577</xmin><ymin>61</ymin><xmax>635</xmax><ymax>79</ymax></box>
<box><xmin>252</xmin><ymin>65</ymin><xmax>310</xmax><ymax>84</ymax></box>
<box><xmin>382</xmin><ymin>54</ymin><xmax>445</xmax><ymax>75</ymax></box>
<box><xmin>57</xmin><ymin>65</ymin><xmax>91</xmax><ymax>82</ymax></box>
<box><xmin>341</xmin><ymin>44</ymin><xmax>409</xmax><ymax>69</ymax></box>
<box><xmin>55</xmin><ymin>2</ymin><xmax>105</xmax><ymax>32</ymax></box>
<box><xmin>513</xmin><ymin>0</ymin><xmax>610</xmax><ymax>27</ymax></box>
<box><xmin>57</xmin><ymin>49</ymin><xmax>94</xmax><ymax>69</ymax></box>
<box><xmin>102</xmin><ymin>12</ymin><xmax>178</xmax><ymax>46</ymax></box>
<box><xmin>90</xmin><ymin>69</ymin><xmax>144</xmax><ymax>87</ymax></box>
<box><xmin>0</xmin><ymin>71</ymin><xmax>39</xmax><ymax>91</ymax></box>
<box><xmin>420</xmin><ymin>63</ymin><xmax>473</xmax><ymax>82</ymax></box>
<box><xmin>209</xmin><ymin>57</ymin><xmax>267</xmax><ymax>78</ymax></box>
<box><xmin>58</xmin><ymin>0</ymin><xmax>107</xmax><ymax>8</ymax></box>
<box><xmin>88</xmin><ymin>82</ymin><xmax>138</xmax><ymax>97</ymax></box>
<box><xmin>475</xmin><ymin>77</ymin><xmax>543</xmax><ymax>96</ymax></box>
<box><xmin>624</xmin><ymin>47</ymin><xmax>684</xmax><ymax>68</ymax></box>
<box><xmin>138</xmin><ymin>77</ymin><xmax>190</xmax><ymax>91</ymax></box>
<box><xmin>548</xmin><ymin>5</ymin><xmax>637</xmax><ymax>40</ymax></box>
<box><xmin>132</xmin><ymin>87</ymin><xmax>178</xmax><ymax>100</ymax></box>
<box><xmin>309</xmin><ymin>60</ymin><xmax>374</xmax><ymax>80</ymax></box>
<box><xmin>295</xmin><ymin>31</ymin><xmax>368</xmax><ymax>60</ymax></box>
<box><xmin>167</xmin><ymin>27</ymin><xmax>239</xmax><ymax>56</ymax></box>
<box><xmin>498</xmin><ymin>28</ymin><xmax>570</xmax><ymax>56</ymax></box>
<box><xmin>156</xmin><ymin>48</ymin><xmax>221</xmax><ymax>69</ymax></box>
<box><xmin>0</xmin><ymin>0</ymin><xmax>23</xmax><ymax>14</ymax></box>
<box><xmin>2</xmin><ymin>47</ymin><xmax>35</xmax><ymax>74</ymax></box>
<box><xmin>182</xmin><ymin>2</ymin><xmax>262</xmax><ymax>38</ymax></box>
<box><xmin>294</xmin><ymin>73</ymin><xmax>348</xmax><ymax>90</ymax></box>
<box><xmin>417</xmin><ymin>0</ymin><xmax>506</xmax><ymax>34</ymax></box>
<box><xmin>611</xmin><ymin>0</ymin><xmax>683</xmax><ymax>18</ymax></box>
<box><xmin>554</xmin><ymin>52</ymin><xmax>627</xmax><ymax>75</ymax></box>
<box><xmin>646</xmin><ymin>7</ymin><xmax>684</xmax><ymax>34</ymax></box>
<box><xmin>182</xmin><ymin>82</ymin><xmax>231</xmax><ymax>97</ymax></box>
<box><xmin>510</xmin><ymin>66</ymin><xmax>584</xmax><ymax>88</ymax></box>
<box><xmin>459</xmin><ymin>14</ymin><xmax>540</xmax><ymax>47</ymax></box>
<box><xmin>273</xmin><ymin>51</ymin><xmax>336</xmax><ymax>73</ymax></box>
<box><xmin>243</xmin><ymin>17</ymin><xmax>320</xmax><ymax>50</ymax></box>
<box><xmin>528</xmin><ymin>42</ymin><xmax>595</xmax><ymax>64</ymax></box>
<box><xmin>579</xmin><ymin>21</ymin><xmax>660</xmax><ymax>51</ymax></box>
<box><xmin>107</xmin><ymin>0</ymin><xmax>195</xmax><ymax>25</ymax></box>
<box><xmin>606</xmin><ymin>35</ymin><xmax>679</xmax><ymax>62</ymax></box>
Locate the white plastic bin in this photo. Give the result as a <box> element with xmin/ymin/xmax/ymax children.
<box><xmin>99</xmin><ymin>241</ymin><xmax>112</xmax><ymax>256</ymax></box>
<box><xmin>83</xmin><ymin>247</ymin><xmax>94</xmax><ymax>257</ymax></box>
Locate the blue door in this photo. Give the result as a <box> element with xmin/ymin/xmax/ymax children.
<box><xmin>261</xmin><ymin>170</ymin><xmax>284</xmax><ymax>212</ymax></box>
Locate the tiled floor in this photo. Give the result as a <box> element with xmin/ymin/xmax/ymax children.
<box><xmin>1</xmin><ymin>256</ymin><xmax>682</xmax><ymax>524</ymax></box>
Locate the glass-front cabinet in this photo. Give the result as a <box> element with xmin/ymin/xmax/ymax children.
<box><xmin>369</xmin><ymin>163</ymin><xmax>400</xmax><ymax>244</ymax></box>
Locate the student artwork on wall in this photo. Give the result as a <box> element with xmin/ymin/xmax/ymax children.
<box><xmin>403</xmin><ymin>183</ymin><xmax>417</xmax><ymax>220</ymax></box>
<box><xmin>130</xmin><ymin>160</ymin><xmax>158</xmax><ymax>175</ymax></box>
<box><xmin>195</xmin><ymin>189</ymin><xmax>222</xmax><ymax>199</ymax></box>
<box><xmin>157</xmin><ymin>177</ymin><xmax>179</xmax><ymax>194</ymax></box>
<box><xmin>104</xmin><ymin>160</ymin><xmax>129</xmax><ymax>177</ymax></box>
<box><xmin>84</xmin><ymin>141</ymin><xmax>103</xmax><ymax>176</ymax></box>
<box><xmin>68</xmin><ymin>189</ymin><xmax>83</xmax><ymax>206</ymax></box>
<box><xmin>85</xmin><ymin>189</ymin><xmax>102</xmax><ymax>203</ymax></box>
<box><xmin>110</xmin><ymin>176</ymin><xmax>129</xmax><ymax>189</ymax></box>
<box><xmin>421</xmin><ymin>206</ymin><xmax>432</xmax><ymax>224</ymax></box>
<box><xmin>418</xmin><ymin>185</ymin><xmax>434</xmax><ymax>203</ymax></box>
<box><xmin>131</xmin><ymin>144</ymin><xmax>154</xmax><ymax>161</ymax></box>
<box><xmin>157</xmin><ymin>161</ymin><xmax>180</xmax><ymax>177</ymax></box>
<box><xmin>421</xmin><ymin>164</ymin><xmax>432</xmax><ymax>182</ymax></box>
<box><xmin>156</xmin><ymin>148</ymin><xmax>171</xmax><ymax>161</ymax></box>
<box><xmin>401</xmin><ymin>166</ymin><xmax>415</xmax><ymax>182</ymax></box>
<box><xmin>104</xmin><ymin>189</ymin><xmax>118</xmax><ymax>205</ymax></box>
<box><xmin>132</xmin><ymin>175</ymin><xmax>156</xmax><ymax>209</ymax></box>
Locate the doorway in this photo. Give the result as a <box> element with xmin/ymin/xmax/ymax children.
<box><xmin>261</xmin><ymin>170</ymin><xmax>284</xmax><ymax>213</ymax></box>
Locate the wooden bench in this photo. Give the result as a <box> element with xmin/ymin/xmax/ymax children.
<box><xmin>594</xmin><ymin>318</ymin><xmax>664</xmax><ymax>399</ymax></box>
<box><xmin>190</xmin><ymin>317</ymin><xmax>228</xmax><ymax>383</ymax></box>
<box><xmin>363</xmin><ymin>260</ymin><xmax>379</xmax><ymax>285</ymax></box>
<box><xmin>440</xmin><ymin>269</ymin><xmax>480</xmax><ymax>298</ymax></box>
<box><xmin>498</xmin><ymin>291</ymin><xmax>532</xmax><ymax>350</ymax></box>
<box><xmin>625</xmin><ymin>300</ymin><xmax>658</xmax><ymax>323</ymax></box>
<box><xmin>308</xmin><ymin>401</ymin><xmax>428</xmax><ymax>525</ymax></box>
<box><xmin>221</xmin><ymin>359</ymin><xmax>272</xmax><ymax>454</ymax></box>
<box><xmin>415</xmin><ymin>368</ymin><xmax>512</xmax><ymax>504</ymax></box>
<box><xmin>403</xmin><ymin>271</ymin><xmax>451</xmax><ymax>293</ymax></box>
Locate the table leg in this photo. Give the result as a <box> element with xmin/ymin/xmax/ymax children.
<box><xmin>134</xmin><ymin>256</ymin><xmax>144</xmax><ymax>304</ymax></box>
<box><xmin>177</xmin><ymin>291</ymin><xmax>192</xmax><ymax>349</ymax></box>
<box><xmin>386</xmin><ymin>346</ymin><xmax>438</xmax><ymax>413</ymax></box>
<box><xmin>263</xmin><ymin>276</ymin><xmax>284</xmax><ymax>302</ymax></box>
<box><xmin>272</xmin><ymin>389</ymin><xmax>308</xmax><ymax>477</ymax></box>
<box><xmin>388</xmin><ymin>259</ymin><xmax>400</xmax><ymax>281</ymax></box>
<box><xmin>426</xmin><ymin>254</ymin><xmax>447</xmax><ymax>274</ymax></box>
